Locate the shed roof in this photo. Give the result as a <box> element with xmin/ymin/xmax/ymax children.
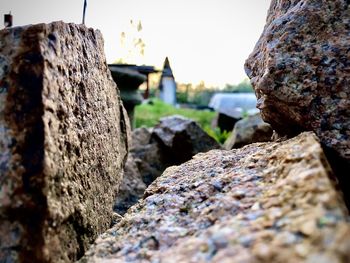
<box><xmin>161</xmin><ymin>57</ymin><xmax>174</xmax><ymax>78</ymax></box>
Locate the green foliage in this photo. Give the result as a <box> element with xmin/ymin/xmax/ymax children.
<box><xmin>175</xmin><ymin>79</ymin><xmax>254</xmax><ymax>105</ymax></box>
<box><xmin>135</xmin><ymin>99</ymin><xmax>215</xmax><ymax>129</ymax></box>
<box><xmin>134</xmin><ymin>79</ymin><xmax>253</xmax><ymax>143</ymax></box>
<box><xmin>115</xmin><ymin>20</ymin><xmax>146</xmax><ymax>64</ymax></box>
<box><xmin>204</xmin><ymin>127</ymin><xmax>232</xmax><ymax>144</ymax></box>
<box><xmin>176</xmin><ymin>91</ymin><xmax>189</xmax><ymax>104</ymax></box>
<box><xmin>135</xmin><ymin>99</ymin><xmax>230</xmax><ymax>144</ymax></box>
<box><xmin>190</xmin><ymin>89</ymin><xmax>215</xmax><ymax>106</ymax></box>
<box><xmin>223</xmin><ymin>79</ymin><xmax>254</xmax><ymax>93</ymax></box>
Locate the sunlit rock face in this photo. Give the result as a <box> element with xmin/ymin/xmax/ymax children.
<box><xmin>245</xmin><ymin>0</ymin><xmax>350</xmax><ymax>162</ymax></box>
<box><xmin>0</xmin><ymin>22</ymin><xmax>129</xmax><ymax>262</ymax></box>
<box><xmin>81</xmin><ymin>133</ymin><xmax>350</xmax><ymax>263</ymax></box>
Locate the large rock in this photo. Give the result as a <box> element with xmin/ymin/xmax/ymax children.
<box><xmin>245</xmin><ymin>0</ymin><xmax>350</xmax><ymax>162</ymax></box>
<box><xmin>0</xmin><ymin>22</ymin><xmax>129</xmax><ymax>262</ymax></box>
<box><xmin>153</xmin><ymin>115</ymin><xmax>221</xmax><ymax>164</ymax></box>
<box><xmin>131</xmin><ymin>126</ymin><xmax>153</xmax><ymax>148</ymax></box>
<box><xmin>81</xmin><ymin>132</ymin><xmax>350</xmax><ymax>263</ymax></box>
<box><xmin>224</xmin><ymin>113</ymin><xmax>273</xmax><ymax>149</ymax></box>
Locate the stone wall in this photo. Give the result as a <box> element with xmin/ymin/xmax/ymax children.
<box><xmin>0</xmin><ymin>22</ymin><xmax>129</xmax><ymax>262</ymax></box>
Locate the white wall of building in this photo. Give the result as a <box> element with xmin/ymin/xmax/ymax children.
<box><xmin>160</xmin><ymin>77</ymin><xmax>177</xmax><ymax>105</ymax></box>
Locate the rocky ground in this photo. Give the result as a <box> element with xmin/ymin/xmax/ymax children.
<box><xmin>1</xmin><ymin>0</ymin><xmax>350</xmax><ymax>262</ymax></box>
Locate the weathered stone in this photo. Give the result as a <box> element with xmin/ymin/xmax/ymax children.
<box><xmin>153</xmin><ymin>115</ymin><xmax>221</xmax><ymax>164</ymax></box>
<box><xmin>0</xmin><ymin>22</ymin><xmax>129</xmax><ymax>262</ymax></box>
<box><xmin>245</xmin><ymin>0</ymin><xmax>350</xmax><ymax>162</ymax></box>
<box><xmin>81</xmin><ymin>132</ymin><xmax>350</xmax><ymax>263</ymax></box>
<box><xmin>114</xmin><ymin>155</ymin><xmax>146</xmax><ymax>215</ymax></box>
<box><xmin>224</xmin><ymin>113</ymin><xmax>273</xmax><ymax>149</ymax></box>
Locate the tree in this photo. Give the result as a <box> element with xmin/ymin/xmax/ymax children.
<box><xmin>116</xmin><ymin>20</ymin><xmax>146</xmax><ymax>64</ymax></box>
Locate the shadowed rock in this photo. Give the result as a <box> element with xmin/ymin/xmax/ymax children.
<box><xmin>0</xmin><ymin>22</ymin><xmax>129</xmax><ymax>262</ymax></box>
<box><xmin>130</xmin><ymin>127</ymin><xmax>167</xmax><ymax>186</ymax></box>
<box><xmin>153</xmin><ymin>115</ymin><xmax>221</xmax><ymax>164</ymax></box>
<box><xmin>114</xmin><ymin>155</ymin><xmax>146</xmax><ymax>215</ymax></box>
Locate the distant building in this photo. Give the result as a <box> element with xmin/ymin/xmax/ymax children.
<box><xmin>209</xmin><ymin>93</ymin><xmax>258</xmax><ymax>119</ymax></box>
<box><xmin>159</xmin><ymin>57</ymin><xmax>177</xmax><ymax>105</ymax></box>
<box><xmin>209</xmin><ymin>93</ymin><xmax>258</xmax><ymax>131</ymax></box>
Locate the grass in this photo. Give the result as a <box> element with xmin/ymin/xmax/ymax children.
<box><xmin>135</xmin><ymin>99</ymin><xmax>231</xmax><ymax>144</ymax></box>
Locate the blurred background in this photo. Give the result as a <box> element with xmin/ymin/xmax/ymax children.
<box><xmin>1</xmin><ymin>0</ymin><xmax>271</xmax><ymax>143</ymax></box>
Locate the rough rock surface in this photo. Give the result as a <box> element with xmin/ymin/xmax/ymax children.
<box><xmin>224</xmin><ymin>113</ymin><xmax>273</xmax><ymax>149</ymax></box>
<box><xmin>245</xmin><ymin>0</ymin><xmax>350</xmax><ymax>162</ymax></box>
<box><xmin>81</xmin><ymin>132</ymin><xmax>350</xmax><ymax>263</ymax></box>
<box><xmin>0</xmin><ymin>22</ymin><xmax>129</xmax><ymax>262</ymax></box>
<box><xmin>153</xmin><ymin>115</ymin><xmax>221</xmax><ymax>164</ymax></box>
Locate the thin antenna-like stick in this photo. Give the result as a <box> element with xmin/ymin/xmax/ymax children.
<box><xmin>82</xmin><ymin>0</ymin><xmax>87</xmax><ymax>24</ymax></box>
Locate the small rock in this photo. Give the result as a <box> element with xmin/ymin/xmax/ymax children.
<box><xmin>300</xmin><ymin>220</ymin><xmax>317</xmax><ymax>236</ymax></box>
<box><xmin>224</xmin><ymin>113</ymin><xmax>273</xmax><ymax>149</ymax></box>
<box><xmin>153</xmin><ymin>115</ymin><xmax>221</xmax><ymax>164</ymax></box>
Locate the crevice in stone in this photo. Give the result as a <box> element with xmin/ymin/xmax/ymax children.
<box><xmin>323</xmin><ymin>146</ymin><xmax>350</xmax><ymax>212</ymax></box>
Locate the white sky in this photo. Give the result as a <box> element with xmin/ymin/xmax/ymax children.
<box><xmin>1</xmin><ymin>0</ymin><xmax>271</xmax><ymax>86</ymax></box>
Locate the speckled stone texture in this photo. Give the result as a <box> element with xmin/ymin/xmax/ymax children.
<box><xmin>0</xmin><ymin>22</ymin><xmax>129</xmax><ymax>262</ymax></box>
<box><xmin>245</xmin><ymin>0</ymin><xmax>350</xmax><ymax>162</ymax></box>
<box><xmin>80</xmin><ymin>132</ymin><xmax>350</xmax><ymax>263</ymax></box>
